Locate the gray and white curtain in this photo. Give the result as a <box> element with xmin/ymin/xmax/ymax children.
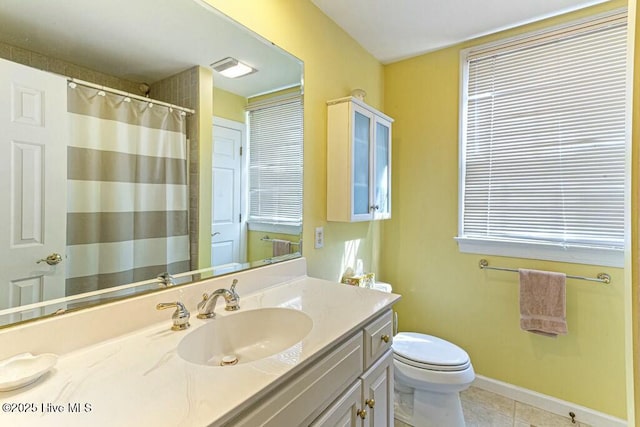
<box><xmin>66</xmin><ymin>84</ymin><xmax>190</xmax><ymax>295</ymax></box>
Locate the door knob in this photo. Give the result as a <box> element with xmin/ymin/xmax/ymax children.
<box><xmin>37</xmin><ymin>253</ymin><xmax>63</xmax><ymax>265</ymax></box>
<box><xmin>212</xmin><ymin>232</ymin><xmax>221</xmax><ymax>237</ymax></box>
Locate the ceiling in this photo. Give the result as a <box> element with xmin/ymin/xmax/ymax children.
<box><xmin>0</xmin><ymin>0</ymin><xmax>302</xmax><ymax>98</ymax></box>
<box><xmin>0</xmin><ymin>0</ymin><xmax>615</xmax><ymax>96</ymax></box>
<box><xmin>311</xmin><ymin>0</ymin><xmax>613</xmax><ymax>64</ymax></box>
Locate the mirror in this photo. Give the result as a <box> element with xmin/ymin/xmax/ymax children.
<box><xmin>0</xmin><ymin>0</ymin><xmax>304</xmax><ymax>327</ymax></box>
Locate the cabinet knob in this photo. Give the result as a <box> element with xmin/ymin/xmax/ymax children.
<box><xmin>365</xmin><ymin>398</ymin><xmax>375</xmax><ymax>408</ymax></box>
<box><xmin>381</xmin><ymin>334</ymin><xmax>390</xmax><ymax>343</ymax></box>
<box><xmin>357</xmin><ymin>408</ymin><xmax>367</xmax><ymax>419</ymax></box>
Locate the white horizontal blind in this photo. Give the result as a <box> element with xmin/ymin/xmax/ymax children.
<box><xmin>460</xmin><ymin>11</ymin><xmax>627</xmax><ymax>251</ymax></box>
<box><xmin>248</xmin><ymin>97</ymin><xmax>303</xmax><ymax>225</ymax></box>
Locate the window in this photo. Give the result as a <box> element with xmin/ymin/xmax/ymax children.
<box><xmin>247</xmin><ymin>95</ymin><xmax>303</xmax><ymax>232</ymax></box>
<box><xmin>457</xmin><ymin>10</ymin><xmax>627</xmax><ymax>267</ymax></box>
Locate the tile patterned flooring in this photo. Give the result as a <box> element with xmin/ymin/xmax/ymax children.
<box><xmin>394</xmin><ymin>386</ymin><xmax>592</xmax><ymax>427</ymax></box>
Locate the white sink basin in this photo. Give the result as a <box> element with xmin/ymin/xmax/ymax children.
<box><xmin>177</xmin><ymin>307</ymin><xmax>313</xmax><ymax>366</ymax></box>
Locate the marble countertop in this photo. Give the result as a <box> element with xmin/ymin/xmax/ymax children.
<box><xmin>0</xmin><ymin>276</ymin><xmax>399</xmax><ymax>426</ymax></box>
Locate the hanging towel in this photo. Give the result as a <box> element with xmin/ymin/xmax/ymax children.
<box><xmin>272</xmin><ymin>240</ymin><xmax>291</xmax><ymax>257</ymax></box>
<box><xmin>519</xmin><ymin>269</ymin><xmax>568</xmax><ymax>337</ymax></box>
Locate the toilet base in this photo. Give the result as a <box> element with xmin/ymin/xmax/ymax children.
<box><xmin>394</xmin><ymin>387</ymin><xmax>466</xmax><ymax>427</ymax></box>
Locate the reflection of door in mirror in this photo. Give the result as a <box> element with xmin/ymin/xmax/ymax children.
<box><xmin>0</xmin><ymin>59</ymin><xmax>67</xmax><ymax>323</ymax></box>
<box><xmin>212</xmin><ymin>118</ymin><xmax>245</xmax><ymax>270</ymax></box>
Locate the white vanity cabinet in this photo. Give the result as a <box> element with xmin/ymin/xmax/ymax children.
<box><xmin>312</xmin><ymin>351</ymin><xmax>393</xmax><ymax>427</ymax></box>
<box><xmin>327</xmin><ymin>97</ymin><xmax>393</xmax><ymax>222</ymax></box>
<box><xmin>226</xmin><ymin>310</ymin><xmax>394</xmax><ymax>427</ymax></box>
<box><xmin>311</xmin><ymin>309</ymin><xmax>394</xmax><ymax>427</ymax></box>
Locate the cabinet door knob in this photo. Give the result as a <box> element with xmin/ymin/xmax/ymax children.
<box><xmin>357</xmin><ymin>408</ymin><xmax>367</xmax><ymax>419</ymax></box>
<box><xmin>381</xmin><ymin>334</ymin><xmax>390</xmax><ymax>343</ymax></box>
<box><xmin>365</xmin><ymin>398</ymin><xmax>375</xmax><ymax>408</ymax></box>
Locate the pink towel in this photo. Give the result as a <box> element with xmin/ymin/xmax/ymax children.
<box><xmin>519</xmin><ymin>269</ymin><xmax>568</xmax><ymax>337</ymax></box>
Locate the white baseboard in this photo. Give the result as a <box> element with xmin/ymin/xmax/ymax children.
<box><xmin>473</xmin><ymin>375</ymin><xmax>627</xmax><ymax>427</ymax></box>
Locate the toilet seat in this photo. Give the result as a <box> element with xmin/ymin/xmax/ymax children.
<box><xmin>393</xmin><ymin>332</ymin><xmax>470</xmax><ymax>372</ymax></box>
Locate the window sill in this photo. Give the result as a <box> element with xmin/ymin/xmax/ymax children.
<box><xmin>455</xmin><ymin>237</ymin><xmax>623</xmax><ymax>268</ymax></box>
<box><xmin>248</xmin><ymin>222</ymin><xmax>302</xmax><ymax>235</ymax></box>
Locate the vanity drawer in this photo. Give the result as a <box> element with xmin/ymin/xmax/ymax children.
<box><xmin>363</xmin><ymin>310</ymin><xmax>393</xmax><ymax>369</ymax></box>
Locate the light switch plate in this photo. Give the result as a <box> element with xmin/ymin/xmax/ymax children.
<box><xmin>315</xmin><ymin>226</ymin><xmax>324</xmax><ymax>249</ymax></box>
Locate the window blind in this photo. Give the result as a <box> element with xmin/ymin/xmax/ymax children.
<box><xmin>248</xmin><ymin>97</ymin><xmax>303</xmax><ymax>226</ymax></box>
<box><xmin>459</xmin><ymin>11</ymin><xmax>627</xmax><ymax>255</ymax></box>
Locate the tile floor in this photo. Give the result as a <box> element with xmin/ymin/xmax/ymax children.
<box><xmin>394</xmin><ymin>386</ymin><xmax>591</xmax><ymax>427</ymax></box>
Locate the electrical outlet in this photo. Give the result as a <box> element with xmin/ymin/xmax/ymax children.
<box><xmin>315</xmin><ymin>226</ymin><xmax>324</xmax><ymax>249</ymax></box>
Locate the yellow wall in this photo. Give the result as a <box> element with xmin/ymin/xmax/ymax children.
<box><xmin>203</xmin><ymin>0</ymin><xmax>634</xmax><ymax>419</ymax></box>
<box><xmin>382</xmin><ymin>1</ymin><xmax>628</xmax><ymax>419</ymax></box>
<box><xmin>248</xmin><ymin>85</ymin><xmax>302</xmax><ymax>104</ymax></box>
<box><xmin>213</xmin><ymin>86</ymin><xmax>246</xmax><ymax>123</ymax></box>
<box><xmin>205</xmin><ymin>0</ymin><xmax>385</xmax><ymax>281</ymax></box>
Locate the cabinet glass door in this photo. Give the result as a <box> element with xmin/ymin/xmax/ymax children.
<box><xmin>373</xmin><ymin>118</ymin><xmax>391</xmax><ymax>219</ymax></box>
<box><xmin>353</xmin><ymin>110</ymin><xmax>371</xmax><ymax>217</ymax></box>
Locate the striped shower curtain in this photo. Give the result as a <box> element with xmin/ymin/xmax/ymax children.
<box><xmin>65</xmin><ymin>84</ymin><xmax>190</xmax><ymax>295</ymax></box>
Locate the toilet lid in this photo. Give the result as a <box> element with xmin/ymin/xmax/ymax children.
<box><xmin>392</xmin><ymin>332</ymin><xmax>470</xmax><ymax>372</ymax></box>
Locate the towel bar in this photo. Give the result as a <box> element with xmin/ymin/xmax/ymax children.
<box><xmin>478</xmin><ymin>259</ymin><xmax>611</xmax><ymax>284</ymax></box>
<box><xmin>260</xmin><ymin>236</ymin><xmax>301</xmax><ymax>246</ymax></box>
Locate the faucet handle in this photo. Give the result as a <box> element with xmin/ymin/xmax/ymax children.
<box><xmin>156</xmin><ymin>301</ymin><xmax>190</xmax><ymax>331</ymax></box>
<box><xmin>229</xmin><ymin>279</ymin><xmax>238</xmax><ymax>293</ymax></box>
<box><xmin>226</xmin><ymin>279</ymin><xmax>240</xmax><ymax>311</ymax></box>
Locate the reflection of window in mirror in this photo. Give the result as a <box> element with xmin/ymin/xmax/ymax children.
<box><xmin>246</xmin><ymin>93</ymin><xmax>303</xmax><ymax>262</ymax></box>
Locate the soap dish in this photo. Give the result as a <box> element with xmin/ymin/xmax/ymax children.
<box><xmin>0</xmin><ymin>353</ymin><xmax>58</xmax><ymax>391</ymax></box>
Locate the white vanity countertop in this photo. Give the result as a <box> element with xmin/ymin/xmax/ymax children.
<box><xmin>0</xmin><ymin>276</ymin><xmax>400</xmax><ymax>426</ymax></box>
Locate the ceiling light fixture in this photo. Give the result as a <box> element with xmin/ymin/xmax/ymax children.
<box><xmin>210</xmin><ymin>57</ymin><xmax>257</xmax><ymax>78</ymax></box>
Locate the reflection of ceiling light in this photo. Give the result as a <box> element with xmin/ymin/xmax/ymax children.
<box><xmin>210</xmin><ymin>57</ymin><xmax>257</xmax><ymax>78</ymax></box>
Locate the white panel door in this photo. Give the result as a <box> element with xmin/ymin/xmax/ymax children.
<box><xmin>211</xmin><ymin>118</ymin><xmax>244</xmax><ymax>267</ymax></box>
<box><xmin>0</xmin><ymin>58</ymin><xmax>68</xmax><ymax>323</ymax></box>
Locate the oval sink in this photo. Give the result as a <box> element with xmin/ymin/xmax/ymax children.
<box><xmin>177</xmin><ymin>307</ymin><xmax>313</xmax><ymax>366</ymax></box>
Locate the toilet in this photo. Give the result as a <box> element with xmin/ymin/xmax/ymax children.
<box><xmin>369</xmin><ymin>281</ymin><xmax>475</xmax><ymax>427</ymax></box>
<box><xmin>393</xmin><ymin>332</ymin><xmax>474</xmax><ymax>427</ymax></box>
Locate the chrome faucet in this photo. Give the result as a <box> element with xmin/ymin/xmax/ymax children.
<box><xmin>197</xmin><ymin>279</ymin><xmax>240</xmax><ymax>319</ymax></box>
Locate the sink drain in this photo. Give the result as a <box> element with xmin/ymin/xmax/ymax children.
<box><xmin>220</xmin><ymin>355</ymin><xmax>238</xmax><ymax>366</ymax></box>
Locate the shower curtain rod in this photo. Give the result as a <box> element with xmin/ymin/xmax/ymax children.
<box><xmin>67</xmin><ymin>77</ymin><xmax>196</xmax><ymax>115</ymax></box>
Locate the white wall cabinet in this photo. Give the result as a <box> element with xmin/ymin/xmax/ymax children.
<box><xmin>327</xmin><ymin>97</ymin><xmax>393</xmax><ymax>222</ymax></box>
<box><xmin>226</xmin><ymin>310</ymin><xmax>394</xmax><ymax>426</ymax></box>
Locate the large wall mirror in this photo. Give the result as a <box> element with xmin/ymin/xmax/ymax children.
<box><xmin>0</xmin><ymin>0</ymin><xmax>304</xmax><ymax>328</ymax></box>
